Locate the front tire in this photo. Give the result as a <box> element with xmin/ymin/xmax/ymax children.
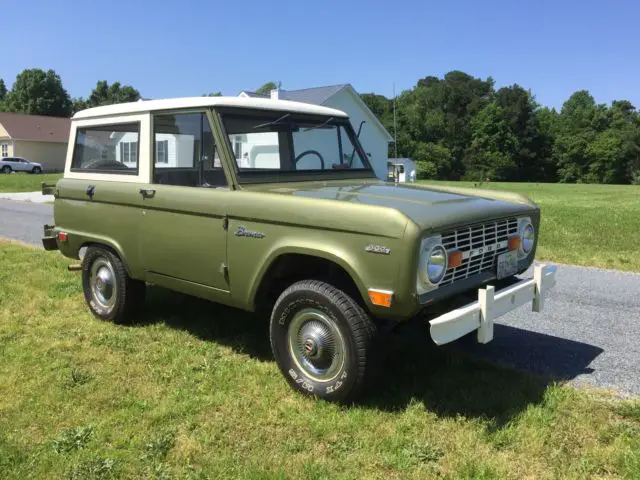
<box><xmin>81</xmin><ymin>246</ymin><xmax>145</xmax><ymax>324</ymax></box>
<box><xmin>270</xmin><ymin>280</ymin><xmax>377</xmax><ymax>403</ymax></box>
<box><xmin>32</xmin><ymin>166</ymin><xmax>42</xmax><ymax>174</ymax></box>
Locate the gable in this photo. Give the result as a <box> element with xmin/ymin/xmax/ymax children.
<box><xmin>323</xmin><ymin>86</ymin><xmax>393</xmax><ymax>142</ymax></box>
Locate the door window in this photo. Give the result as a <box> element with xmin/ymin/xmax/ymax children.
<box><xmin>152</xmin><ymin>113</ymin><xmax>226</xmax><ymax>187</ymax></box>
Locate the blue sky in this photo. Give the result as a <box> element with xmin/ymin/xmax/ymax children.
<box><xmin>3</xmin><ymin>0</ymin><xmax>638</xmax><ymax>109</ymax></box>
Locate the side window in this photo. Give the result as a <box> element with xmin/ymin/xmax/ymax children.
<box><xmin>152</xmin><ymin>112</ymin><xmax>226</xmax><ymax>187</ymax></box>
<box><xmin>71</xmin><ymin>123</ymin><xmax>139</xmax><ymax>173</ymax></box>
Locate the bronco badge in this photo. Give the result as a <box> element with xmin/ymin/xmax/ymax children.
<box><xmin>235</xmin><ymin>226</ymin><xmax>266</xmax><ymax>239</ymax></box>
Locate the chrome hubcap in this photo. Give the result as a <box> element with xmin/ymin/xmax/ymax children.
<box><xmin>288</xmin><ymin>308</ymin><xmax>345</xmax><ymax>382</ymax></box>
<box><xmin>90</xmin><ymin>258</ymin><xmax>117</xmax><ymax>311</ymax></box>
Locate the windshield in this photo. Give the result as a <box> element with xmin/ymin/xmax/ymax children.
<box><xmin>220</xmin><ymin>110</ymin><xmax>374</xmax><ymax>182</ymax></box>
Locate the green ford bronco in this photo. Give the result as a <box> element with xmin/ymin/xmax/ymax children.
<box><xmin>42</xmin><ymin>96</ymin><xmax>557</xmax><ymax>402</ymax></box>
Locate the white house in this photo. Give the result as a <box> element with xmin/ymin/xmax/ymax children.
<box><xmin>112</xmin><ymin>85</ymin><xmax>394</xmax><ymax>177</ymax></box>
<box><xmin>239</xmin><ymin>84</ymin><xmax>393</xmax><ymax>179</ymax></box>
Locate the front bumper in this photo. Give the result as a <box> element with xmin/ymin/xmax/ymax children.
<box><xmin>429</xmin><ymin>263</ymin><xmax>557</xmax><ymax>345</ymax></box>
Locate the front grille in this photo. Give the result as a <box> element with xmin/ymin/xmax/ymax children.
<box><xmin>440</xmin><ymin>217</ymin><xmax>519</xmax><ymax>286</ymax></box>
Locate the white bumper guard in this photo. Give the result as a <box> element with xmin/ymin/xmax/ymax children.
<box><xmin>429</xmin><ymin>264</ymin><xmax>557</xmax><ymax>346</ymax></box>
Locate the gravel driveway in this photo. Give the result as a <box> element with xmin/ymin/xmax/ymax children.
<box><xmin>1</xmin><ymin>198</ymin><xmax>639</xmax><ymax>397</ymax></box>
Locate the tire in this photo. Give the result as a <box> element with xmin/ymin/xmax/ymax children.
<box><xmin>81</xmin><ymin>246</ymin><xmax>146</xmax><ymax>324</ymax></box>
<box><xmin>1</xmin><ymin>166</ymin><xmax>11</xmax><ymax>174</ymax></box>
<box><xmin>32</xmin><ymin>167</ymin><xmax>42</xmax><ymax>174</ymax></box>
<box><xmin>270</xmin><ymin>280</ymin><xmax>378</xmax><ymax>403</ymax></box>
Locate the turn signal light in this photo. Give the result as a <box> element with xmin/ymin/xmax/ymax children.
<box><xmin>57</xmin><ymin>232</ymin><xmax>68</xmax><ymax>242</ymax></box>
<box><xmin>448</xmin><ymin>251</ymin><xmax>463</xmax><ymax>269</ymax></box>
<box><xmin>508</xmin><ymin>236</ymin><xmax>521</xmax><ymax>251</ymax></box>
<box><xmin>368</xmin><ymin>289</ymin><xmax>393</xmax><ymax>307</ymax></box>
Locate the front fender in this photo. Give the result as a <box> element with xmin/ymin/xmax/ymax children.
<box><xmin>226</xmin><ymin>217</ymin><xmax>408</xmax><ymax>317</ymax></box>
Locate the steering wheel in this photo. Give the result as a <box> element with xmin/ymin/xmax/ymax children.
<box><xmin>293</xmin><ymin>150</ymin><xmax>325</xmax><ymax>170</ymax></box>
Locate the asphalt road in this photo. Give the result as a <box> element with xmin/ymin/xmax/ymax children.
<box><xmin>1</xmin><ymin>199</ymin><xmax>639</xmax><ymax>397</ymax></box>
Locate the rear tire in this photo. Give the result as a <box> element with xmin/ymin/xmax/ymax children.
<box><xmin>1</xmin><ymin>166</ymin><xmax>11</xmax><ymax>174</ymax></box>
<box><xmin>270</xmin><ymin>280</ymin><xmax>378</xmax><ymax>403</ymax></box>
<box><xmin>81</xmin><ymin>246</ymin><xmax>146</xmax><ymax>324</ymax></box>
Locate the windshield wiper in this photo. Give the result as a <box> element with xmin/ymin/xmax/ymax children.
<box><xmin>253</xmin><ymin>113</ymin><xmax>291</xmax><ymax>130</ymax></box>
<box><xmin>302</xmin><ymin>117</ymin><xmax>334</xmax><ymax>132</ymax></box>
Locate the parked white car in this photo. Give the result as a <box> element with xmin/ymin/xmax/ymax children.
<box><xmin>0</xmin><ymin>157</ymin><xmax>43</xmax><ymax>174</ymax></box>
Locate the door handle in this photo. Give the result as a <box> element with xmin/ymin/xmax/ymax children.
<box><xmin>139</xmin><ymin>188</ymin><xmax>156</xmax><ymax>199</ymax></box>
<box><xmin>86</xmin><ymin>185</ymin><xmax>95</xmax><ymax>198</ymax></box>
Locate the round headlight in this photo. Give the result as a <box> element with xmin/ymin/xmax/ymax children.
<box><xmin>521</xmin><ymin>223</ymin><xmax>535</xmax><ymax>254</ymax></box>
<box><xmin>426</xmin><ymin>245</ymin><xmax>447</xmax><ymax>284</ymax></box>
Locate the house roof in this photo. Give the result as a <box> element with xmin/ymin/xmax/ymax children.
<box><xmin>240</xmin><ymin>91</ymin><xmax>269</xmax><ymax>98</ymax></box>
<box><xmin>279</xmin><ymin>84</ymin><xmax>349</xmax><ymax>105</ymax></box>
<box><xmin>73</xmin><ymin>97</ymin><xmax>349</xmax><ymax>120</ymax></box>
<box><xmin>238</xmin><ymin>84</ymin><xmax>393</xmax><ymax>142</ymax></box>
<box><xmin>0</xmin><ymin>112</ymin><xmax>71</xmax><ymax>143</ymax></box>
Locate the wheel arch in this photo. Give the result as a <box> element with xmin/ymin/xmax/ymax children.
<box><xmin>251</xmin><ymin>248</ymin><xmax>368</xmax><ymax>313</ymax></box>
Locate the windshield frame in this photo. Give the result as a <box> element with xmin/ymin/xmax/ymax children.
<box><xmin>215</xmin><ymin>107</ymin><xmax>377</xmax><ymax>185</ymax></box>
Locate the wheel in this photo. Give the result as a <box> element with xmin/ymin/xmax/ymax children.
<box><xmin>81</xmin><ymin>246</ymin><xmax>146</xmax><ymax>323</ymax></box>
<box><xmin>32</xmin><ymin>166</ymin><xmax>42</xmax><ymax>174</ymax></box>
<box><xmin>270</xmin><ymin>280</ymin><xmax>378</xmax><ymax>403</ymax></box>
<box><xmin>1</xmin><ymin>166</ymin><xmax>11</xmax><ymax>174</ymax></box>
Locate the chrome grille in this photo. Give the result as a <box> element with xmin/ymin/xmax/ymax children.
<box><xmin>440</xmin><ymin>217</ymin><xmax>519</xmax><ymax>286</ymax></box>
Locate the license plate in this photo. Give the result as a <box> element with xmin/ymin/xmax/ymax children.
<box><xmin>496</xmin><ymin>250</ymin><xmax>518</xmax><ymax>279</ymax></box>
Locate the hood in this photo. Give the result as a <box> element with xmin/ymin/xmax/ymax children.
<box><xmin>246</xmin><ymin>180</ymin><xmax>538</xmax><ymax>232</ymax></box>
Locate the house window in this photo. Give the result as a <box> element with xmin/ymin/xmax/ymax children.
<box><xmin>1</xmin><ymin>144</ymin><xmax>7</xmax><ymax>158</ymax></box>
<box><xmin>156</xmin><ymin>140</ymin><xmax>168</xmax><ymax>164</ymax></box>
<box><xmin>120</xmin><ymin>141</ymin><xmax>138</xmax><ymax>166</ymax></box>
<box><xmin>234</xmin><ymin>136</ymin><xmax>242</xmax><ymax>158</ymax></box>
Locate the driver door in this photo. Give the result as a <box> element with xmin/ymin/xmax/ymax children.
<box><xmin>138</xmin><ymin>111</ymin><xmax>230</xmax><ymax>295</ymax></box>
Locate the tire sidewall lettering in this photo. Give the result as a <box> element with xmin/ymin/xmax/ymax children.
<box><xmin>273</xmin><ymin>289</ymin><xmax>355</xmax><ymax>400</ymax></box>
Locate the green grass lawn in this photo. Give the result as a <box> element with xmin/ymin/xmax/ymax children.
<box><xmin>0</xmin><ymin>173</ymin><xmax>63</xmax><ymax>193</ymax></box>
<box><xmin>420</xmin><ymin>181</ymin><xmax>640</xmax><ymax>272</ymax></box>
<box><xmin>1</xmin><ymin>241</ymin><xmax>638</xmax><ymax>479</ymax></box>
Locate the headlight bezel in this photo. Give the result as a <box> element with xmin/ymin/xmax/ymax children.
<box><xmin>417</xmin><ymin>235</ymin><xmax>448</xmax><ymax>294</ymax></box>
<box><xmin>517</xmin><ymin>217</ymin><xmax>535</xmax><ymax>258</ymax></box>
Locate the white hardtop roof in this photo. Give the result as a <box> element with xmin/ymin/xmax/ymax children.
<box><xmin>72</xmin><ymin>96</ymin><xmax>349</xmax><ymax>120</ymax></box>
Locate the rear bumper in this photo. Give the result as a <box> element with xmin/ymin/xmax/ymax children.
<box><xmin>429</xmin><ymin>263</ymin><xmax>557</xmax><ymax>345</ymax></box>
<box><xmin>42</xmin><ymin>224</ymin><xmax>58</xmax><ymax>251</ymax></box>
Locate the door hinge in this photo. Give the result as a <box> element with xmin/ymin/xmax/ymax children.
<box><xmin>222</xmin><ymin>216</ymin><xmax>229</xmax><ymax>230</ymax></box>
<box><xmin>220</xmin><ymin>263</ymin><xmax>229</xmax><ymax>280</ymax></box>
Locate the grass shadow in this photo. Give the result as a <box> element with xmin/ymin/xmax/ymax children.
<box><xmin>133</xmin><ymin>286</ymin><xmax>273</xmax><ymax>361</ymax></box>
<box><xmin>361</xmin><ymin>316</ymin><xmax>603</xmax><ymax>425</ymax></box>
<box><xmin>130</xmin><ymin>286</ymin><xmax>603</xmax><ymax>425</ymax></box>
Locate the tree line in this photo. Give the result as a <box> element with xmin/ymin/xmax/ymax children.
<box><xmin>0</xmin><ymin>69</ymin><xmax>141</xmax><ymax>118</ymax></box>
<box><xmin>2</xmin><ymin>69</ymin><xmax>638</xmax><ymax>184</ymax></box>
<box><xmin>361</xmin><ymin>71</ymin><xmax>640</xmax><ymax>184</ymax></box>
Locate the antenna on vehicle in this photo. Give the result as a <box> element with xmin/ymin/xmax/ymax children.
<box><xmin>393</xmin><ymin>82</ymin><xmax>398</xmax><ymax>160</ymax></box>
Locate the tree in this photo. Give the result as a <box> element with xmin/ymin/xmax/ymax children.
<box><xmin>413</xmin><ymin>142</ymin><xmax>452</xmax><ymax>179</ymax></box>
<box><xmin>4</xmin><ymin>69</ymin><xmax>72</xmax><ymax>117</ymax></box>
<box><xmin>203</xmin><ymin>91</ymin><xmax>222</xmax><ymax>97</ymax></box>
<box><xmin>0</xmin><ymin>79</ymin><xmax>6</xmax><ymax>101</ymax></box>
<box><xmin>465</xmin><ymin>103</ymin><xmax>518</xmax><ymax>181</ymax></box>
<box><xmin>72</xmin><ymin>80</ymin><xmax>141</xmax><ymax>113</ymax></box>
<box><xmin>256</xmin><ymin>81</ymin><xmax>281</xmax><ymax>95</ymax></box>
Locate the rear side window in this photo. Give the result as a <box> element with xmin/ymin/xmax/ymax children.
<box><xmin>71</xmin><ymin>123</ymin><xmax>140</xmax><ymax>173</ymax></box>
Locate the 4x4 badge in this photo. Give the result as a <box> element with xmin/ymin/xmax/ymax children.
<box><xmin>365</xmin><ymin>244</ymin><xmax>391</xmax><ymax>255</ymax></box>
<box><xmin>235</xmin><ymin>226</ymin><xmax>266</xmax><ymax>239</ymax></box>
